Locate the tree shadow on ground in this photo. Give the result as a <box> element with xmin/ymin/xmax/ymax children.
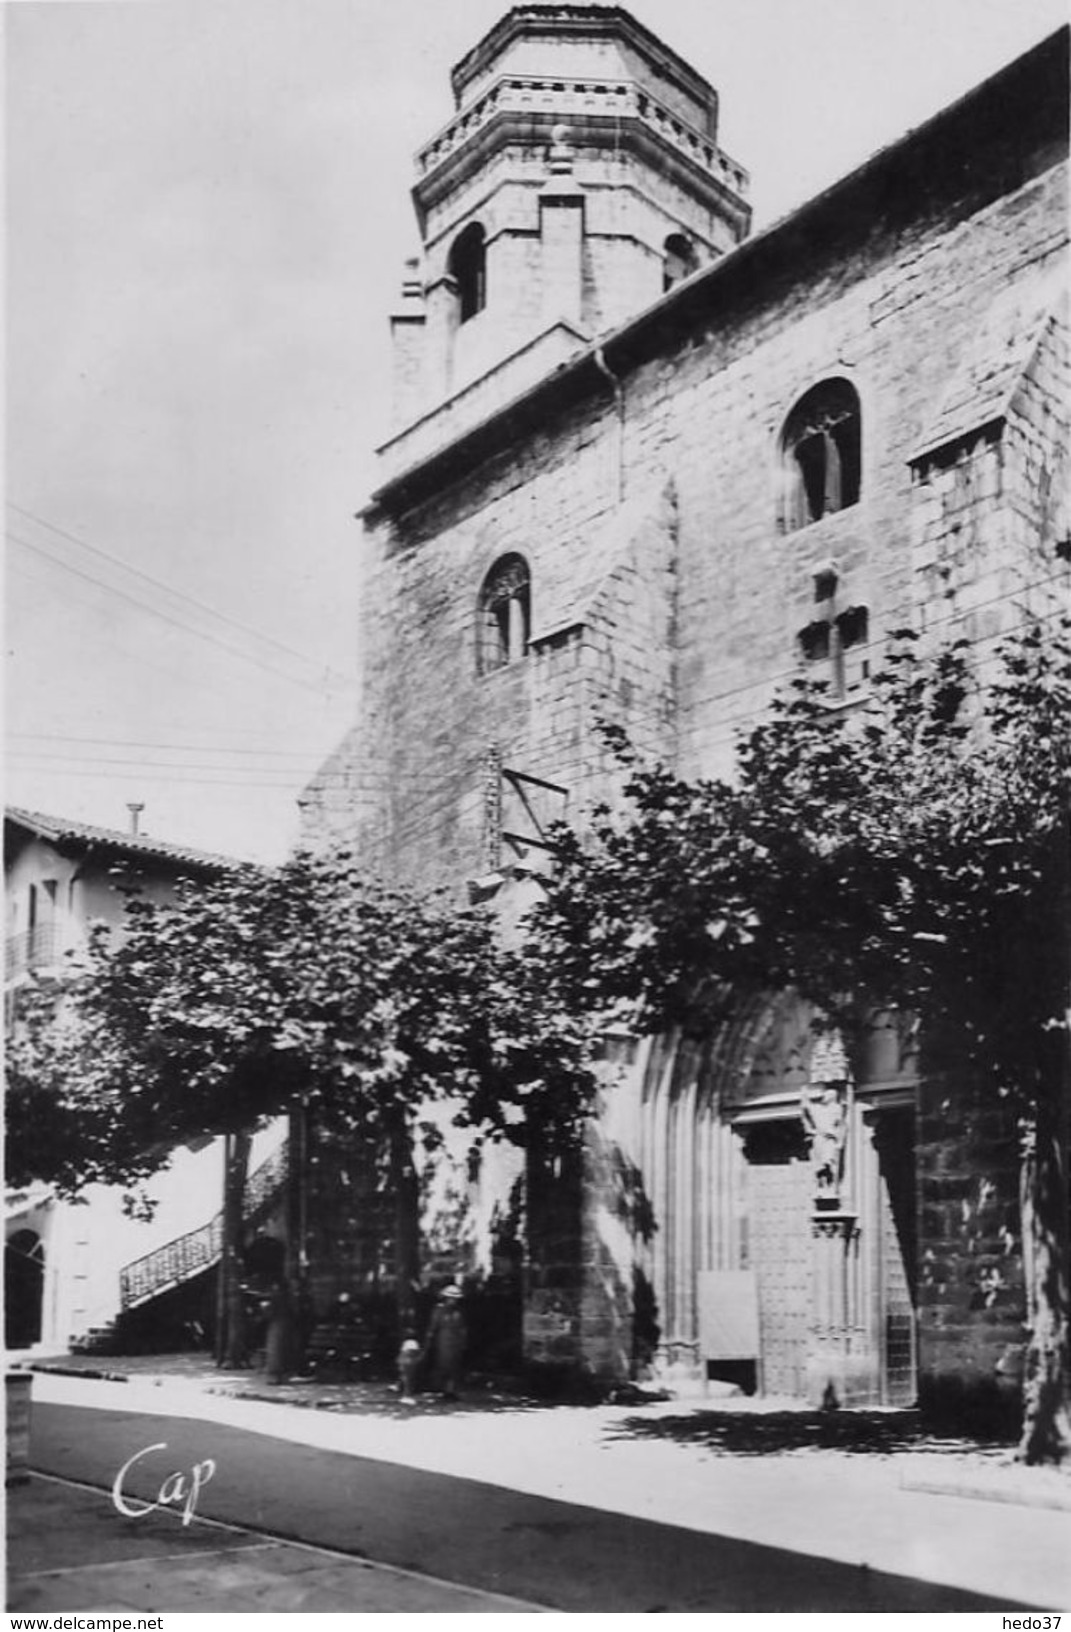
<box><xmin>32</xmin><ymin>1355</ymin><xmax>578</xmax><ymax>1418</ymax></box>
<box><xmin>222</xmin><ymin>1369</ymin><xmax>675</xmax><ymax>1418</ymax></box>
<box><xmin>221</xmin><ymin>1378</ymin><xmax>566</xmax><ymax>1417</ymax></box>
<box><xmin>36</xmin><ymin>1355</ymin><xmax>1025</xmax><ymax>1446</ymax></box>
<box><xmin>604</xmin><ymin>1407</ymin><xmax>1014</xmax><ymax>1457</ymax></box>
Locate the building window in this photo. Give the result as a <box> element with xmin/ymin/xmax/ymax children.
<box><xmin>478</xmin><ymin>554</ymin><xmax>530</xmax><ymax>675</ymax></box>
<box><xmin>449</xmin><ymin>222</ymin><xmax>487</xmax><ymax>324</ymax></box>
<box><xmin>663</xmin><ymin>233</ymin><xmax>698</xmax><ymax>292</ymax></box>
<box><xmin>10</xmin><ymin>880</ymin><xmax>60</xmax><ymax>978</ymax></box>
<box><xmin>780</xmin><ymin>379</ymin><xmax>861</xmax><ymax>533</ymax></box>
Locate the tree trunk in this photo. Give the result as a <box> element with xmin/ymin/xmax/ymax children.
<box><xmin>285</xmin><ymin>1101</ymin><xmax>311</xmax><ymax>1366</ymax></box>
<box><xmin>1018</xmin><ymin>1078</ymin><xmax>1071</xmax><ymax>1464</ymax></box>
<box><xmin>388</xmin><ymin>1110</ymin><xmax>421</xmax><ymax>1333</ymax></box>
<box><xmin>1018</xmin><ymin>810</ymin><xmax>1071</xmax><ymax>1467</ymax></box>
<box><xmin>285</xmin><ymin>1102</ymin><xmax>308</xmax><ymax>1289</ymax></box>
<box><xmin>215</xmin><ymin>1129</ymin><xmax>252</xmax><ymax>1369</ymax></box>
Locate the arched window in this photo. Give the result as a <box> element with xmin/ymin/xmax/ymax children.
<box><xmin>663</xmin><ymin>233</ymin><xmax>697</xmax><ymax>292</ymax></box>
<box><xmin>780</xmin><ymin>379</ymin><xmax>861</xmax><ymax>532</ymax></box>
<box><xmin>449</xmin><ymin>222</ymin><xmax>487</xmax><ymax>324</ymax></box>
<box><xmin>478</xmin><ymin>554</ymin><xmax>530</xmax><ymax>675</ymax></box>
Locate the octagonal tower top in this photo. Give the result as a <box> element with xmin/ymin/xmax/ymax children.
<box><xmin>383</xmin><ymin>5</ymin><xmax>750</xmax><ymax>467</ymax></box>
<box><xmin>449</xmin><ymin>5</ymin><xmax>720</xmax><ymax>139</ymax></box>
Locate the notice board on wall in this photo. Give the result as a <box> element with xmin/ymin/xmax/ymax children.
<box><xmin>697</xmin><ymin>1270</ymin><xmax>760</xmax><ymax>1360</ymax></box>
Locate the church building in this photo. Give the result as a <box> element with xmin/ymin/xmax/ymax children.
<box><xmin>301</xmin><ymin>7</ymin><xmax>1069</xmax><ymax>1411</ymax></box>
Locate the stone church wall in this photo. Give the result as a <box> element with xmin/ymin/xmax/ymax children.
<box><xmin>298</xmin><ymin>28</ymin><xmax>1069</xmax><ymax>1399</ymax></box>
<box><xmin>303</xmin><ymin>160</ymin><xmax>1066</xmax><ymax>879</ymax></box>
<box><xmin>916</xmin><ymin>1061</ymin><xmax>1026</xmax><ymax>1426</ymax></box>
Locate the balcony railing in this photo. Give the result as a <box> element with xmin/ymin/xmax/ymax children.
<box><xmin>6</xmin><ymin>923</ymin><xmax>61</xmax><ymax>981</ymax></box>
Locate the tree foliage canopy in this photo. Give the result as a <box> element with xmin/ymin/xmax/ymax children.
<box><xmin>531</xmin><ymin>622</ymin><xmax>1071</xmax><ymax>1097</ymax></box>
<box><xmin>5</xmin><ymin>849</ymin><xmax>601</xmax><ymax>1196</ymax></box>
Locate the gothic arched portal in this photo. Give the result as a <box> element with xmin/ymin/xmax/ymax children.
<box><xmin>633</xmin><ymin>1000</ymin><xmax>918</xmax><ymax>1406</ymax></box>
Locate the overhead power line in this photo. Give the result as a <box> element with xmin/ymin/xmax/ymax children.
<box><xmin>7</xmin><ymin>732</ymin><xmax>330</xmax><ymax>761</ymax></box>
<box><xmin>5</xmin><ymin>755</ymin><xmax>434</xmax><ymax>791</ymax></box>
<box><xmin>6</xmin><ymin>727</ymin><xmax>349</xmax><ymax>750</ymax></box>
<box><xmin>8</xmin><ymin>531</ymin><xmax>333</xmax><ymax>697</ymax></box>
<box><xmin>6</xmin><ymin>766</ymin><xmax>316</xmax><ymax>792</ymax></box>
<box><xmin>9</xmin><ymin>754</ymin><xmax>317</xmax><ymax>773</ymax></box>
<box><xmin>7</xmin><ymin>501</ymin><xmax>358</xmax><ymax>687</ymax></box>
<box><xmin>6</xmin><ymin>511</ymin><xmax>357</xmax><ymax>697</ymax></box>
<box><xmin>8</xmin><ymin>550</ymin><xmax>253</xmax><ymax>698</ymax></box>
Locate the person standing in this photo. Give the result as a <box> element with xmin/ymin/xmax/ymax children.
<box><xmin>423</xmin><ymin>1284</ymin><xmax>467</xmax><ymax>1400</ymax></box>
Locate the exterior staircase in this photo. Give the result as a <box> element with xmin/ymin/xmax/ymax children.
<box><xmin>118</xmin><ymin>1140</ymin><xmax>289</xmax><ymax>1310</ymax></box>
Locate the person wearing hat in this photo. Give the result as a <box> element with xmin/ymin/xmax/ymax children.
<box><xmin>422</xmin><ymin>1283</ymin><xmax>467</xmax><ymax>1400</ymax></box>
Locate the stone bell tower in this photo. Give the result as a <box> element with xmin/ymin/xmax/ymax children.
<box><xmin>386</xmin><ymin>5</ymin><xmax>751</xmax><ymax>437</ymax></box>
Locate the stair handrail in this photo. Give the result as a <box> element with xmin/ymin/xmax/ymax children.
<box><xmin>119</xmin><ymin>1138</ymin><xmax>289</xmax><ymax>1309</ymax></box>
<box><xmin>244</xmin><ymin>1139</ymin><xmax>289</xmax><ymax>1220</ymax></box>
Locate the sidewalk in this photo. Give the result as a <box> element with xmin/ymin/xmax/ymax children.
<box><xmin>21</xmin><ymin>1354</ymin><xmax>1071</xmax><ymax>1610</ymax></box>
<box><xmin>8</xmin><ymin>1472</ymin><xmax>543</xmax><ymax>1613</ymax></box>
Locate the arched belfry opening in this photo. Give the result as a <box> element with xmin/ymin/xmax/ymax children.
<box><xmin>449</xmin><ymin>222</ymin><xmax>487</xmax><ymax>324</ymax></box>
<box><xmin>388</xmin><ymin>7</ymin><xmax>751</xmax><ymax>427</ymax></box>
<box><xmin>663</xmin><ymin>233</ymin><xmax>698</xmax><ymax>291</ymax></box>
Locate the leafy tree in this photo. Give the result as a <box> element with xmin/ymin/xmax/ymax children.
<box><xmin>6</xmin><ymin>849</ymin><xmax>600</xmax><ymax>1365</ymax></box>
<box><xmin>528</xmin><ymin>622</ymin><xmax>1071</xmax><ymax>1463</ymax></box>
<box><xmin>5</xmin><ymin>980</ymin><xmax>166</xmax><ymax>1197</ymax></box>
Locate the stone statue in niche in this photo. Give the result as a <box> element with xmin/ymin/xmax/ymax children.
<box><xmin>802</xmin><ymin>1032</ymin><xmax>851</xmax><ymax>1203</ymax></box>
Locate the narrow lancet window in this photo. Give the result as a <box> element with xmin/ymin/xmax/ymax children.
<box><xmin>450</xmin><ymin>222</ymin><xmax>487</xmax><ymax>323</ymax></box>
<box><xmin>478</xmin><ymin>555</ymin><xmax>530</xmax><ymax>675</ymax></box>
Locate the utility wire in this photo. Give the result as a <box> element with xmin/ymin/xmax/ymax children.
<box><xmin>7</xmin><ymin>530</ymin><xmax>351</xmax><ymax>699</ymax></box>
<box><xmin>8</xmin><ymin>754</ymin><xmax>325</xmax><ymax>773</ymax></box>
<box><xmin>7</xmin><ymin>501</ymin><xmax>358</xmax><ymax>689</ymax></box>
<box><xmin>10</xmin><ymin>560</ymin><xmax>355</xmax><ymax>719</ymax></box>
<box><xmin>6</xmin><ymin>765</ymin><xmax>417</xmax><ymax>792</ymax></box>
<box><xmin>7</xmin><ymin>550</ymin><xmax>249</xmax><ymax>699</ymax></box>
<box><xmin>8</xmin><ymin>736</ymin><xmax>331</xmax><ymax>761</ymax></box>
<box><xmin>6</xmin><ymin>728</ymin><xmax>352</xmax><ymax>750</ymax></box>
<box><xmin>6</xmin><ymin>767</ymin><xmax>317</xmax><ymax>791</ymax></box>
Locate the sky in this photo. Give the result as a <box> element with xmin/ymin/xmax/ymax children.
<box><xmin>6</xmin><ymin>0</ymin><xmax>1068</xmax><ymax>864</ymax></box>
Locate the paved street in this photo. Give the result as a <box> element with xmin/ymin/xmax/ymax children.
<box><xmin>10</xmin><ymin>1378</ymin><xmax>1069</xmax><ymax>1613</ymax></box>
<box><xmin>8</xmin><ymin>1474</ymin><xmax>541</xmax><ymax>1613</ymax></box>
